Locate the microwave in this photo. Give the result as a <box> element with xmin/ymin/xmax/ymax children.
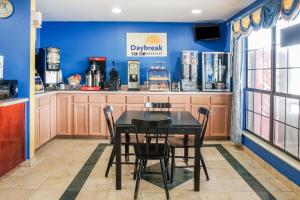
<box><xmin>0</xmin><ymin>80</ymin><xmax>18</xmax><ymax>100</ymax></box>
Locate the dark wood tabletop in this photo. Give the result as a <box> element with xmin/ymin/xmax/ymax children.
<box><xmin>115</xmin><ymin>111</ymin><xmax>201</xmax><ymax>128</ymax></box>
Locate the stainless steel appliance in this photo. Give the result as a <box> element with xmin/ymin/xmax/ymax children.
<box><xmin>128</xmin><ymin>60</ymin><xmax>140</xmax><ymax>90</ymax></box>
<box><xmin>181</xmin><ymin>51</ymin><xmax>198</xmax><ymax>91</ymax></box>
<box><xmin>36</xmin><ymin>47</ymin><xmax>63</xmax><ymax>88</ymax></box>
<box><xmin>0</xmin><ymin>80</ymin><xmax>18</xmax><ymax>99</ymax></box>
<box><xmin>85</xmin><ymin>57</ymin><xmax>106</xmax><ymax>88</ymax></box>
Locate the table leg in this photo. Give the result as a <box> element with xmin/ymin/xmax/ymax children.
<box><xmin>194</xmin><ymin>128</ymin><xmax>201</xmax><ymax>191</ymax></box>
<box><xmin>115</xmin><ymin>127</ymin><xmax>122</xmax><ymax>190</ymax></box>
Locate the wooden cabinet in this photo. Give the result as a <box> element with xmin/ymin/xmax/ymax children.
<box><xmin>126</xmin><ymin>95</ymin><xmax>147</xmax><ymax>111</ymax></box>
<box><xmin>50</xmin><ymin>95</ymin><xmax>57</xmax><ymax>138</ymax></box>
<box><xmin>89</xmin><ymin>103</ymin><xmax>106</xmax><ymax>136</ymax></box>
<box><xmin>57</xmin><ymin>95</ymin><xmax>72</xmax><ymax>135</ymax></box>
<box><xmin>107</xmin><ymin>95</ymin><xmax>126</xmax><ymax>121</ymax></box>
<box><xmin>73</xmin><ymin>103</ymin><xmax>89</xmax><ymax>135</ymax></box>
<box><xmin>0</xmin><ymin>103</ymin><xmax>25</xmax><ymax>177</ymax></box>
<box><xmin>35</xmin><ymin>106</ymin><xmax>40</xmax><ymax>149</ymax></box>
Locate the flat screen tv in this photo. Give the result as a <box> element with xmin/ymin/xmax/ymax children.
<box><xmin>194</xmin><ymin>25</ymin><xmax>221</xmax><ymax>41</ymax></box>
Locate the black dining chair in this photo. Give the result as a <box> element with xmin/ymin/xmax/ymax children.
<box><xmin>132</xmin><ymin>118</ymin><xmax>172</xmax><ymax>200</ymax></box>
<box><xmin>144</xmin><ymin>102</ymin><xmax>171</xmax><ymax>111</ymax></box>
<box><xmin>168</xmin><ymin>107</ymin><xmax>211</xmax><ymax>182</ymax></box>
<box><xmin>103</xmin><ymin>105</ymin><xmax>144</xmax><ymax>177</ymax></box>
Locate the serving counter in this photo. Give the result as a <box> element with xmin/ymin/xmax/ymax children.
<box><xmin>35</xmin><ymin>91</ymin><xmax>232</xmax><ymax>149</ymax></box>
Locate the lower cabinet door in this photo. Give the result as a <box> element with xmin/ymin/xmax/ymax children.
<box><xmin>50</xmin><ymin>95</ymin><xmax>57</xmax><ymax>138</ymax></box>
<box><xmin>89</xmin><ymin>103</ymin><xmax>106</xmax><ymax>136</ymax></box>
<box><xmin>39</xmin><ymin>105</ymin><xmax>51</xmax><ymax>145</ymax></box>
<box><xmin>73</xmin><ymin>103</ymin><xmax>89</xmax><ymax>135</ymax></box>
<box><xmin>170</xmin><ymin>104</ymin><xmax>190</xmax><ymax>112</ymax></box>
<box><xmin>35</xmin><ymin>109</ymin><xmax>40</xmax><ymax>149</ymax></box>
<box><xmin>126</xmin><ymin>104</ymin><xmax>145</xmax><ymax>111</ymax></box>
<box><xmin>210</xmin><ymin>105</ymin><xmax>229</xmax><ymax>137</ymax></box>
<box><xmin>57</xmin><ymin>95</ymin><xmax>72</xmax><ymax>135</ymax></box>
<box><xmin>109</xmin><ymin>104</ymin><xmax>126</xmax><ymax>121</ymax></box>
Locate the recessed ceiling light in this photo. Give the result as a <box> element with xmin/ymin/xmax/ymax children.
<box><xmin>192</xmin><ymin>9</ymin><xmax>202</xmax><ymax>14</ymax></box>
<box><xmin>112</xmin><ymin>7</ymin><xmax>122</xmax><ymax>14</ymax></box>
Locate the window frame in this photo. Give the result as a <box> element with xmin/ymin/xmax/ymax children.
<box><xmin>245</xmin><ymin>25</ymin><xmax>300</xmax><ymax>161</ymax></box>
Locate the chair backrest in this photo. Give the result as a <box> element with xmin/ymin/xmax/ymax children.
<box><xmin>103</xmin><ymin>105</ymin><xmax>115</xmax><ymax>144</ymax></box>
<box><xmin>144</xmin><ymin>102</ymin><xmax>171</xmax><ymax>111</ymax></box>
<box><xmin>132</xmin><ymin>118</ymin><xmax>172</xmax><ymax>158</ymax></box>
<box><xmin>197</xmin><ymin>107</ymin><xmax>211</xmax><ymax>146</ymax></box>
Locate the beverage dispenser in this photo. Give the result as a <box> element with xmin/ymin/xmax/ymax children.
<box><xmin>128</xmin><ymin>60</ymin><xmax>140</xmax><ymax>90</ymax></box>
<box><xmin>181</xmin><ymin>51</ymin><xmax>198</xmax><ymax>91</ymax></box>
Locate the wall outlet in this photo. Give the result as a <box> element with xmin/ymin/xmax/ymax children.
<box><xmin>0</xmin><ymin>55</ymin><xmax>3</xmax><ymax>80</ymax></box>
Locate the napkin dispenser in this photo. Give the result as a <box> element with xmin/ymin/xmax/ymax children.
<box><xmin>0</xmin><ymin>80</ymin><xmax>18</xmax><ymax>100</ymax></box>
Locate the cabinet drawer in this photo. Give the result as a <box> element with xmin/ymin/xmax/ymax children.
<box><xmin>73</xmin><ymin>95</ymin><xmax>88</xmax><ymax>103</ymax></box>
<box><xmin>148</xmin><ymin>95</ymin><xmax>168</xmax><ymax>103</ymax></box>
<box><xmin>211</xmin><ymin>95</ymin><xmax>229</xmax><ymax>105</ymax></box>
<box><xmin>107</xmin><ymin>95</ymin><xmax>126</xmax><ymax>104</ymax></box>
<box><xmin>39</xmin><ymin>96</ymin><xmax>50</xmax><ymax>107</ymax></box>
<box><xmin>89</xmin><ymin>94</ymin><xmax>106</xmax><ymax>103</ymax></box>
<box><xmin>191</xmin><ymin>96</ymin><xmax>210</xmax><ymax>105</ymax></box>
<box><xmin>127</xmin><ymin>95</ymin><xmax>147</xmax><ymax>104</ymax></box>
<box><xmin>169</xmin><ymin>95</ymin><xmax>190</xmax><ymax>104</ymax></box>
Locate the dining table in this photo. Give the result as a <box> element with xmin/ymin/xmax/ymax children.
<box><xmin>114</xmin><ymin>110</ymin><xmax>202</xmax><ymax>191</ymax></box>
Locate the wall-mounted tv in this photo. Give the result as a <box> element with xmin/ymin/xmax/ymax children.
<box><xmin>194</xmin><ymin>24</ymin><xmax>221</xmax><ymax>41</ymax></box>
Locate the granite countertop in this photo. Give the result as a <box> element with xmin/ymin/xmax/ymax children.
<box><xmin>0</xmin><ymin>98</ymin><xmax>29</xmax><ymax>107</ymax></box>
<box><xmin>35</xmin><ymin>90</ymin><xmax>232</xmax><ymax>97</ymax></box>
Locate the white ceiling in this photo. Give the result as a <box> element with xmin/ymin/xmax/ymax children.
<box><xmin>37</xmin><ymin>0</ymin><xmax>255</xmax><ymax>22</ymax></box>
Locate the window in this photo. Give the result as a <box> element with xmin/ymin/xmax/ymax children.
<box><xmin>245</xmin><ymin>16</ymin><xmax>300</xmax><ymax>160</ymax></box>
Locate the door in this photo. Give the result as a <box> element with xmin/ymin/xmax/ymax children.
<box><xmin>57</xmin><ymin>95</ymin><xmax>72</xmax><ymax>135</ymax></box>
<box><xmin>39</xmin><ymin>105</ymin><xmax>51</xmax><ymax>145</ymax></box>
<box><xmin>73</xmin><ymin>103</ymin><xmax>89</xmax><ymax>135</ymax></box>
<box><xmin>210</xmin><ymin>105</ymin><xmax>229</xmax><ymax>137</ymax></box>
<box><xmin>89</xmin><ymin>103</ymin><xmax>106</xmax><ymax>136</ymax></box>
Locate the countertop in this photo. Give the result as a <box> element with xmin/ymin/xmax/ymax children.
<box><xmin>0</xmin><ymin>98</ymin><xmax>29</xmax><ymax>107</ymax></box>
<box><xmin>35</xmin><ymin>90</ymin><xmax>232</xmax><ymax>97</ymax></box>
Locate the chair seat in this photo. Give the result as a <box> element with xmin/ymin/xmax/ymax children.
<box><xmin>121</xmin><ymin>134</ymin><xmax>145</xmax><ymax>144</ymax></box>
<box><xmin>134</xmin><ymin>143</ymin><xmax>168</xmax><ymax>159</ymax></box>
<box><xmin>168</xmin><ymin>136</ymin><xmax>196</xmax><ymax>147</ymax></box>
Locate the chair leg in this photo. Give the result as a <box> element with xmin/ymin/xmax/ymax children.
<box><xmin>160</xmin><ymin>159</ymin><xmax>170</xmax><ymax>200</ymax></box>
<box><xmin>170</xmin><ymin>147</ymin><xmax>175</xmax><ymax>183</ymax></box>
<box><xmin>134</xmin><ymin>159</ymin><xmax>143</xmax><ymax>200</ymax></box>
<box><xmin>200</xmin><ymin>150</ymin><xmax>209</xmax><ymax>181</ymax></box>
<box><xmin>133</xmin><ymin>157</ymin><xmax>139</xmax><ymax>180</ymax></box>
<box><xmin>105</xmin><ymin>146</ymin><xmax>115</xmax><ymax>177</ymax></box>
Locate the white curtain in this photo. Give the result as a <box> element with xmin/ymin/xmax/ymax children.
<box><xmin>230</xmin><ymin>36</ymin><xmax>245</xmax><ymax>145</ymax></box>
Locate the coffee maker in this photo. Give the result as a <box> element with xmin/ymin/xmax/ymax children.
<box><xmin>36</xmin><ymin>48</ymin><xmax>63</xmax><ymax>88</ymax></box>
<box><xmin>181</xmin><ymin>51</ymin><xmax>198</xmax><ymax>91</ymax></box>
<box><xmin>128</xmin><ymin>60</ymin><xmax>140</xmax><ymax>90</ymax></box>
<box><xmin>85</xmin><ymin>57</ymin><xmax>106</xmax><ymax>88</ymax></box>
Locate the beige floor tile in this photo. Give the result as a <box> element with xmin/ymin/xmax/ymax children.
<box><xmin>200</xmin><ymin>180</ymin><xmax>225</xmax><ymax>192</ymax></box>
<box><xmin>82</xmin><ymin>178</ymin><xmax>112</xmax><ymax>191</ymax></box>
<box><xmin>28</xmin><ymin>189</ymin><xmax>64</xmax><ymax>200</ymax></box>
<box><xmin>199</xmin><ymin>192</ymin><xmax>231</xmax><ymax>200</ymax></box>
<box><xmin>260</xmin><ymin>178</ymin><xmax>292</xmax><ymax>192</ymax></box>
<box><xmin>171</xmin><ymin>191</ymin><xmax>199</xmax><ymax>200</ymax></box>
<box><xmin>219</xmin><ymin>180</ymin><xmax>252</xmax><ymax>192</ymax></box>
<box><xmin>38</xmin><ymin>177</ymin><xmax>73</xmax><ymax>190</ymax></box>
<box><xmin>228</xmin><ymin>192</ymin><xmax>260</xmax><ymax>200</ymax></box>
<box><xmin>140</xmin><ymin>192</ymin><xmax>166</xmax><ymax>200</ymax></box>
<box><xmin>107</xmin><ymin>191</ymin><xmax>136</xmax><ymax>200</ymax></box>
<box><xmin>14</xmin><ymin>175</ymin><xmax>48</xmax><ymax>190</ymax></box>
<box><xmin>272</xmin><ymin>191</ymin><xmax>300</xmax><ymax>200</ymax></box>
<box><xmin>0</xmin><ymin>189</ymin><xmax>34</xmax><ymax>200</ymax></box>
<box><xmin>4</xmin><ymin>167</ymin><xmax>31</xmax><ymax>177</ymax></box>
<box><xmin>76</xmin><ymin>190</ymin><xmax>109</xmax><ymax>200</ymax></box>
<box><xmin>0</xmin><ymin>175</ymin><xmax>24</xmax><ymax>189</ymax></box>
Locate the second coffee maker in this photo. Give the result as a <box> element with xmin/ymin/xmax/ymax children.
<box><xmin>85</xmin><ymin>57</ymin><xmax>106</xmax><ymax>88</ymax></box>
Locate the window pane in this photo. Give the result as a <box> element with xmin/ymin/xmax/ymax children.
<box><xmin>276</xmin><ymin>46</ymin><xmax>288</xmax><ymax>68</ymax></box>
<box><xmin>248</xmin><ymin>29</ymin><xmax>272</xmax><ymax>50</ymax></box>
<box><xmin>276</xmin><ymin>69</ymin><xmax>287</xmax><ymax>93</ymax></box>
<box><xmin>263</xmin><ymin>69</ymin><xmax>271</xmax><ymax>91</ymax></box>
<box><xmin>254</xmin><ymin>113</ymin><xmax>261</xmax><ymax>135</ymax></box>
<box><xmin>247</xmin><ymin>111</ymin><xmax>254</xmax><ymax>132</ymax></box>
<box><xmin>247</xmin><ymin>70</ymin><xmax>255</xmax><ymax>88</ymax></box>
<box><xmin>274</xmin><ymin>121</ymin><xmax>285</xmax><ymax>149</ymax></box>
<box><xmin>289</xmin><ymin>45</ymin><xmax>300</xmax><ymax>68</ymax></box>
<box><xmin>276</xmin><ymin>20</ymin><xmax>289</xmax><ymax>44</ymax></box>
<box><xmin>255</xmin><ymin>70</ymin><xmax>264</xmax><ymax>90</ymax></box>
<box><xmin>248</xmin><ymin>51</ymin><xmax>255</xmax><ymax>69</ymax></box>
<box><xmin>264</xmin><ymin>47</ymin><xmax>271</xmax><ymax>69</ymax></box>
<box><xmin>286</xmin><ymin>98</ymin><xmax>299</xmax><ymax>128</ymax></box>
<box><xmin>274</xmin><ymin>96</ymin><xmax>285</xmax><ymax>122</ymax></box>
<box><xmin>256</xmin><ymin>49</ymin><xmax>264</xmax><ymax>69</ymax></box>
<box><xmin>254</xmin><ymin>92</ymin><xmax>262</xmax><ymax>114</ymax></box>
<box><xmin>288</xmin><ymin>68</ymin><xmax>300</xmax><ymax>95</ymax></box>
<box><xmin>247</xmin><ymin>91</ymin><xmax>254</xmax><ymax>111</ymax></box>
<box><xmin>285</xmin><ymin>126</ymin><xmax>299</xmax><ymax>157</ymax></box>
<box><xmin>261</xmin><ymin>117</ymin><xmax>270</xmax><ymax>141</ymax></box>
<box><xmin>262</xmin><ymin>94</ymin><xmax>270</xmax><ymax>117</ymax></box>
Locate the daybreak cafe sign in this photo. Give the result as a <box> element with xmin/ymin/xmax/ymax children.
<box><xmin>126</xmin><ymin>33</ymin><xmax>167</xmax><ymax>57</ymax></box>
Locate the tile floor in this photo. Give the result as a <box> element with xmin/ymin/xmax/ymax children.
<box><xmin>0</xmin><ymin>139</ymin><xmax>299</xmax><ymax>200</ymax></box>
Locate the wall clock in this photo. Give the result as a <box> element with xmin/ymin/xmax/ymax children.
<box><xmin>0</xmin><ymin>0</ymin><xmax>14</xmax><ymax>19</ymax></box>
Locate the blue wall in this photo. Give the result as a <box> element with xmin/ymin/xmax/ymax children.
<box><xmin>40</xmin><ymin>22</ymin><xmax>230</xmax><ymax>84</ymax></box>
<box><xmin>0</xmin><ymin>0</ymin><xmax>31</xmax><ymax>159</ymax></box>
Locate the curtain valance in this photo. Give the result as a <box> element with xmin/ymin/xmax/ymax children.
<box><xmin>232</xmin><ymin>0</ymin><xmax>300</xmax><ymax>38</ymax></box>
